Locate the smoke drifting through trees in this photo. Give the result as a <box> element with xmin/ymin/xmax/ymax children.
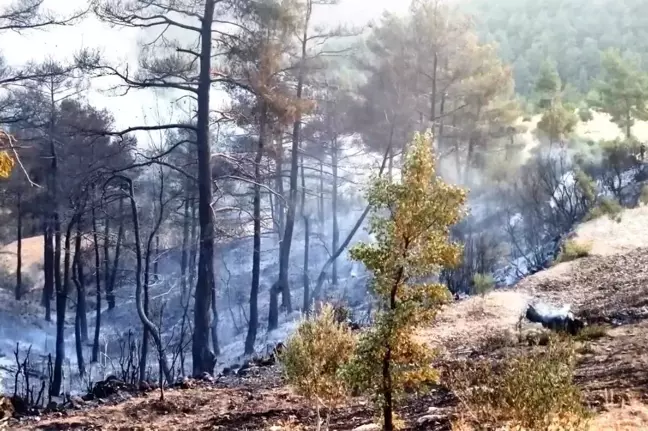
<box><xmin>0</xmin><ymin>0</ymin><xmax>647</xmax><ymax>404</ymax></box>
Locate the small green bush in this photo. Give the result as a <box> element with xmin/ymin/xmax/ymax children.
<box><xmin>445</xmin><ymin>337</ymin><xmax>589</xmax><ymax>430</ymax></box>
<box><xmin>554</xmin><ymin>239</ymin><xmax>592</xmax><ymax>264</ymax></box>
<box><xmin>471</xmin><ymin>273</ymin><xmax>495</xmax><ymax>297</ymax></box>
<box><xmin>584</xmin><ymin>197</ymin><xmax>623</xmax><ymax>222</ymax></box>
<box><xmin>279</xmin><ymin>304</ymin><xmax>355</xmax><ymax>430</ymax></box>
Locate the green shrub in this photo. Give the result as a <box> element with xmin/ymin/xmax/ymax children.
<box><xmin>445</xmin><ymin>337</ymin><xmax>589</xmax><ymax>430</ymax></box>
<box><xmin>554</xmin><ymin>239</ymin><xmax>592</xmax><ymax>264</ymax></box>
<box><xmin>279</xmin><ymin>304</ymin><xmax>355</xmax><ymax>430</ymax></box>
<box><xmin>471</xmin><ymin>273</ymin><xmax>494</xmax><ymax>297</ymax></box>
<box><xmin>584</xmin><ymin>197</ymin><xmax>623</xmax><ymax>222</ymax></box>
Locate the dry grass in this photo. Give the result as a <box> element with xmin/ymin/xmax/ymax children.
<box><xmin>573</xmin><ymin>205</ymin><xmax>648</xmax><ymax>257</ymax></box>
<box><xmin>445</xmin><ymin>337</ymin><xmax>588</xmax><ymax>431</ymax></box>
<box><xmin>14</xmin><ymin>385</ymin><xmax>309</xmax><ymax>431</ymax></box>
<box><xmin>451</xmin><ymin>399</ymin><xmax>648</xmax><ymax>431</ymax></box>
<box><xmin>555</xmin><ymin>240</ymin><xmax>592</xmax><ymax>264</ymax></box>
<box><xmin>418</xmin><ymin>290</ymin><xmax>531</xmax><ymax>355</ymax></box>
<box><xmin>574</xmin><ymin>325</ymin><xmax>608</xmax><ymax>342</ymax></box>
<box><xmin>591</xmin><ymin>399</ymin><xmax>648</xmax><ymax>431</ymax></box>
<box><xmin>423</xmin><ymin>205</ymin><xmax>648</xmax><ymax>430</ymax></box>
<box><xmin>0</xmin><ymin>236</ymin><xmax>45</xmax><ymax>286</ymax></box>
<box><xmin>0</xmin><ymin>235</ymin><xmax>95</xmax><ymax>297</ymax></box>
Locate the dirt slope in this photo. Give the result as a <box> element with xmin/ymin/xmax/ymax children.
<box><xmin>7</xmin><ymin>207</ymin><xmax>648</xmax><ymax>430</ymax></box>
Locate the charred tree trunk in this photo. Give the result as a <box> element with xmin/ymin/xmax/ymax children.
<box><xmin>300</xmin><ymin>154</ymin><xmax>310</xmax><ymax>314</ymax></box>
<box><xmin>245</xmin><ymin>103</ymin><xmax>266</xmax><ymax>355</ymax></box>
<box><xmin>463</xmin><ymin>105</ymin><xmax>481</xmax><ymax>185</ymax></box>
<box><xmin>387</xmin><ymin>123</ymin><xmax>395</xmax><ymax>180</ymax></box>
<box><xmin>43</xmin><ymin>84</ymin><xmax>59</xmax><ymax>322</ymax></box>
<box><xmin>73</xmin><ymin>218</ymin><xmax>88</xmax><ymax>342</ymax></box>
<box><xmin>42</xmin><ymin>217</ymin><xmax>53</xmax><ymax>321</ymax></box>
<box><xmin>103</xmin><ymin>212</ymin><xmax>111</xmax><ymax>308</ymax></box>
<box><xmin>274</xmin><ymin>150</ymin><xmax>285</xmax><ymax>241</ymax></box>
<box><xmin>153</xmin><ymin>234</ymin><xmax>160</xmax><ymax>283</ymax></box>
<box><xmin>139</xmin><ymin>247</ymin><xmax>151</xmax><ymax>383</ymax></box>
<box><xmin>74</xmin><ymin>301</ymin><xmax>85</xmax><ymax>377</ymax></box>
<box><xmin>72</xmin><ymin>216</ymin><xmax>86</xmax><ymax>376</ymax></box>
<box><xmin>189</xmin><ymin>195</ymin><xmax>198</xmax><ymax>290</ymax></box>
<box><xmin>211</xmin><ymin>281</ymin><xmax>219</xmax><ymax>356</ymax></box>
<box><xmin>313</xmin><ymin>146</ymin><xmax>390</xmax><ymax>303</ymax></box>
<box><xmin>91</xmin><ymin>192</ymin><xmax>102</xmax><ymax>363</ymax></box>
<box><xmin>192</xmin><ymin>0</ymin><xmax>218</xmax><ymax>375</ymax></box>
<box><xmin>381</xmin><ymin>265</ymin><xmax>404</xmax><ymax>431</ymax></box>
<box><xmin>16</xmin><ymin>197</ymin><xmax>22</xmax><ymax>300</ymax></box>
<box><xmin>626</xmin><ymin>115</ymin><xmax>632</xmax><ymax>141</ymax></box>
<box><xmin>302</xmin><ymin>217</ymin><xmax>311</xmax><ymax>312</ymax></box>
<box><xmin>51</xmin><ymin>214</ymin><xmax>76</xmax><ymax>396</ymax></box>
<box><xmin>430</xmin><ymin>50</ymin><xmax>438</xmax><ymax>131</ymax></box>
<box><xmin>30</xmin><ymin>214</ymin><xmax>38</xmax><ymax>237</ymax></box>
<box><xmin>180</xmin><ymin>188</ymin><xmax>190</xmax><ymax>303</ymax></box>
<box><xmin>271</xmin><ymin>4</ymin><xmax>312</xmax><ymax>330</ymax></box>
<box><xmin>331</xmin><ymin>138</ymin><xmax>339</xmax><ymax>287</ymax></box>
<box><xmin>107</xmin><ymin>196</ymin><xmax>124</xmax><ymax>310</ymax></box>
<box><xmin>114</xmin><ymin>176</ymin><xmax>172</xmax><ymax>384</ymax></box>
<box><xmin>140</xmin><ymin>172</ymin><xmax>166</xmax><ymax>383</ymax></box>
<box><xmin>51</xmin><ymin>209</ymin><xmax>63</xmax><ymax>394</ymax></box>
<box><xmin>464</xmin><ymin>136</ymin><xmax>476</xmax><ymax>185</ymax></box>
<box><xmin>318</xmin><ymin>160</ymin><xmax>324</xmax><ymax>226</ymax></box>
<box><xmin>438</xmin><ymin>91</ymin><xmax>446</xmax><ymax>149</ymax></box>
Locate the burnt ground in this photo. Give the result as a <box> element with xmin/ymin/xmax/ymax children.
<box><xmin>7</xmin><ymin>248</ymin><xmax>648</xmax><ymax>430</ymax></box>
<box><xmin>7</xmin><ymin>368</ymin><xmax>456</xmax><ymax>431</ymax></box>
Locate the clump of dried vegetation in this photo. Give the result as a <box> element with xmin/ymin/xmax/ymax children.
<box><xmin>584</xmin><ymin>197</ymin><xmax>623</xmax><ymax>223</ymax></box>
<box><xmin>279</xmin><ymin>304</ymin><xmax>356</xmax><ymax>430</ymax></box>
<box><xmin>574</xmin><ymin>324</ymin><xmax>608</xmax><ymax>342</ymax></box>
<box><xmin>445</xmin><ymin>336</ymin><xmax>590</xmax><ymax>431</ymax></box>
<box><xmin>555</xmin><ymin>240</ymin><xmax>592</xmax><ymax>264</ymax></box>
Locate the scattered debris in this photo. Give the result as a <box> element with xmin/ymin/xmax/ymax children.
<box><xmin>86</xmin><ymin>375</ymin><xmax>138</xmax><ymax>400</ymax></box>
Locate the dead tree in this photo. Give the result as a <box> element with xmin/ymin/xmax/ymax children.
<box><xmin>106</xmin><ymin>175</ymin><xmax>172</xmax><ymax>384</ymax></box>
<box><xmin>139</xmin><ymin>167</ymin><xmax>169</xmax><ymax>383</ymax></box>
<box><xmin>85</xmin><ymin>0</ymin><xmax>249</xmax><ymax>375</ymax></box>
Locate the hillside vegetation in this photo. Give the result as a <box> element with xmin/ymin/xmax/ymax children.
<box><xmin>2</xmin><ymin>0</ymin><xmax>648</xmax><ymax>430</ymax></box>
<box><xmin>464</xmin><ymin>0</ymin><xmax>648</xmax><ymax>96</ymax></box>
<box><xmin>10</xmin><ymin>203</ymin><xmax>648</xmax><ymax>430</ymax></box>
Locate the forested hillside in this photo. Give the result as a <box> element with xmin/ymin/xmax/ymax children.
<box><xmin>2</xmin><ymin>0</ymin><xmax>648</xmax><ymax>430</ymax></box>
<box><xmin>464</xmin><ymin>0</ymin><xmax>648</xmax><ymax>97</ymax></box>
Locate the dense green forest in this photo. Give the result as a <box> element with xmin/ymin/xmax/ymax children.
<box><xmin>463</xmin><ymin>0</ymin><xmax>648</xmax><ymax>98</ymax></box>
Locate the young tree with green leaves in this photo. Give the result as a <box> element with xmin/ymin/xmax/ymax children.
<box><xmin>343</xmin><ymin>131</ymin><xmax>466</xmax><ymax>431</ymax></box>
<box><xmin>590</xmin><ymin>49</ymin><xmax>648</xmax><ymax>140</ymax></box>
